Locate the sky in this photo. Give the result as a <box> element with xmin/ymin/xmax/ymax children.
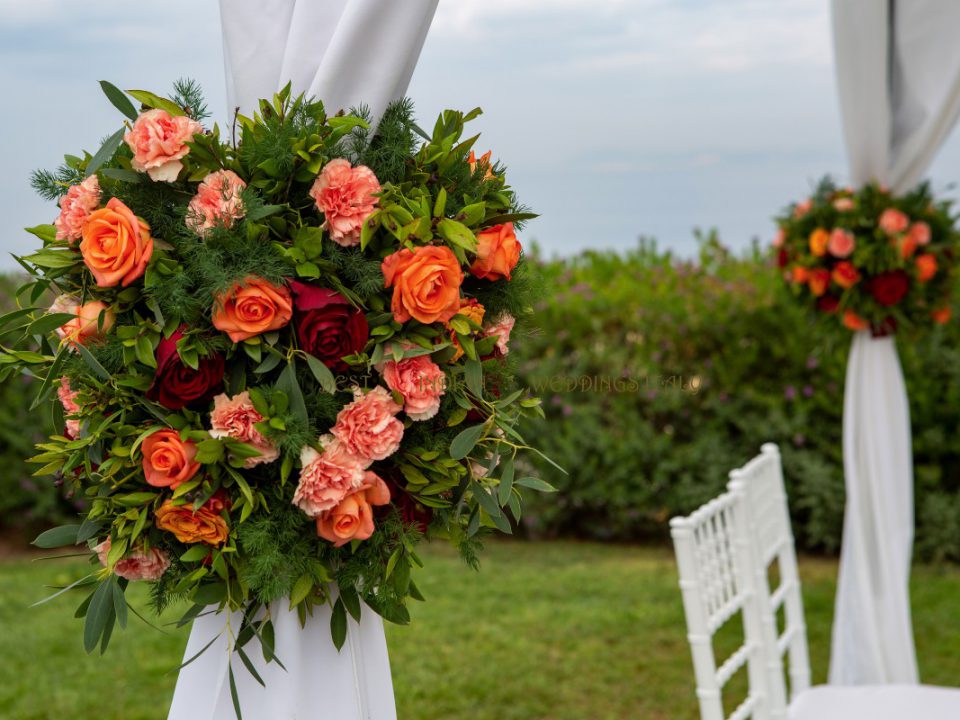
<box><xmin>3</xmin><ymin>0</ymin><xmax>960</xmax><ymax>269</ymax></box>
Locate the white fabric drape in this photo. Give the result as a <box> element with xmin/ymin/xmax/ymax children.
<box><xmin>829</xmin><ymin>0</ymin><xmax>960</xmax><ymax>686</ymax></box>
<box><xmin>170</xmin><ymin>2</ymin><xmax>438</xmax><ymax>717</ymax></box>
<box><xmin>220</xmin><ymin>0</ymin><xmax>439</xmax><ymax>122</ymax></box>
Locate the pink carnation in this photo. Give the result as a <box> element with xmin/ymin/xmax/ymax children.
<box><xmin>833</xmin><ymin>197</ymin><xmax>854</xmax><ymax>212</ymax></box>
<box><xmin>382</xmin><ymin>354</ymin><xmax>446</xmax><ymax>422</ymax></box>
<box><xmin>331</xmin><ymin>386</ymin><xmax>403</xmax><ymax>465</ymax></box>
<box><xmin>124</xmin><ymin>108</ymin><xmax>203</xmax><ymax>183</ymax></box>
<box><xmin>879</xmin><ymin>208</ymin><xmax>910</xmax><ymax>235</ymax></box>
<box><xmin>309</xmin><ymin>159</ymin><xmax>381</xmax><ymax>247</ymax></box>
<box><xmin>908</xmin><ymin>221</ymin><xmax>931</xmax><ymax>246</ymax></box>
<box><xmin>772</xmin><ymin>228</ymin><xmax>785</xmax><ymax>248</ymax></box>
<box><xmin>54</xmin><ymin>176</ymin><xmax>101</xmax><ymax>243</ymax></box>
<box><xmin>186</xmin><ymin>169</ymin><xmax>247</xmax><ymax>236</ymax></box>
<box><xmin>793</xmin><ymin>199</ymin><xmax>812</xmax><ymax>218</ymax></box>
<box><xmin>209</xmin><ymin>392</ymin><xmax>278</xmax><ymax>468</ymax></box>
<box><xmin>827</xmin><ymin>229</ymin><xmax>855</xmax><ymax>258</ymax></box>
<box><xmin>57</xmin><ymin>377</ymin><xmax>82</xmax><ymax>439</ymax></box>
<box><xmin>484</xmin><ymin>313</ymin><xmax>516</xmax><ymax>356</ymax></box>
<box><xmin>95</xmin><ymin>538</ymin><xmax>170</xmax><ymax>581</ymax></box>
<box><xmin>292</xmin><ymin>436</ymin><xmax>366</xmax><ymax>517</ymax></box>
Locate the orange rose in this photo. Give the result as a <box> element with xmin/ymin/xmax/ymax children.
<box><xmin>447</xmin><ymin>298</ymin><xmax>486</xmax><ymax>362</ymax></box>
<box><xmin>141</xmin><ymin>429</ymin><xmax>201</xmax><ymax>489</ymax></box>
<box><xmin>790</xmin><ymin>266</ymin><xmax>809</xmax><ymax>284</ymax></box>
<box><xmin>316</xmin><ymin>473</ymin><xmax>391</xmax><ymax>547</ymax></box>
<box><xmin>809</xmin><ymin>229</ymin><xmax>829</xmax><ymax>258</ymax></box>
<box><xmin>932</xmin><ymin>307</ymin><xmax>952</xmax><ymax>324</ymax></box>
<box><xmin>831</xmin><ymin>261</ymin><xmax>860</xmax><ymax>289</ymax></box>
<box><xmin>80</xmin><ymin>198</ymin><xmax>153</xmax><ymax>287</ymax></box>
<box><xmin>470</xmin><ymin>223</ymin><xmax>521</xmax><ymax>281</ymax></box>
<box><xmin>842</xmin><ymin>310</ymin><xmax>870</xmax><ymax>331</ymax></box>
<box><xmin>155</xmin><ymin>499</ymin><xmax>229</xmax><ymax>545</ymax></box>
<box><xmin>382</xmin><ymin>245</ymin><xmax>464</xmax><ymax>324</ymax></box>
<box><xmin>899</xmin><ymin>236</ymin><xmax>919</xmax><ymax>259</ymax></box>
<box><xmin>916</xmin><ymin>254</ymin><xmax>937</xmax><ymax>282</ymax></box>
<box><xmin>212</xmin><ymin>277</ymin><xmax>293</xmax><ymax>342</ymax></box>
<box><xmin>807</xmin><ymin>268</ymin><xmax>831</xmax><ymax>297</ymax></box>
<box><xmin>58</xmin><ymin>300</ymin><xmax>115</xmax><ymax>348</ymax></box>
<box><xmin>468</xmin><ymin>150</ymin><xmax>494</xmax><ymax>180</ymax></box>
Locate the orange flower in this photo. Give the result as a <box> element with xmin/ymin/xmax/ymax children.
<box><xmin>316</xmin><ymin>472</ymin><xmax>391</xmax><ymax>547</ymax></box>
<box><xmin>842</xmin><ymin>310</ymin><xmax>870</xmax><ymax>331</ymax></box>
<box><xmin>470</xmin><ymin>223</ymin><xmax>521</xmax><ymax>281</ymax></box>
<box><xmin>468</xmin><ymin>150</ymin><xmax>494</xmax><ymax>179</ymax></box>
<box><xmin>212</xmin><ymin>277</ymin><xmax>293</xmax><ymax>342</ymax></box>
<box><xmin>141</xmin><ymin>429</ymin><xmax>201</xmax><ymax>489</ymax></box>
<box><xmin>790</xmin><ymin>266</ymin><xmax>809</xmax><ymax>284</ymax></box>
<box><xmin>57</xmin><ymin>300</ymin><xmax>115</xmax><ymax>348</ymax></box>
<box><xmin>808</xmin><ymin>229</ymin><xmax>829</xmax><ymax>257</ymax></box>
<box><xmin>832</xmin><ymin>261</ymin><xmax>860</xmax><ymax>289</ymax></box>
<box><xmin>80</xmin><ymin>198</ymin><xmax>153</xmax><ymax>287</ymax></box>
<box><xmin>932</xmin><ymin>306</ymin><xmax>952</xmax><ymax>324</ymax></box>
<box><xmin>155</xmin><ymin>499</ymin><xmax>229</xmax><ymax>546</ymax></box>
<box><xmin>382</xmin><ymin>245</ymin><xmax>464</xmax><ymax>324</ymax></box>
<box><xmin>807</xmin><ymin>268</ymin><xmax>831</xmax><ymax>297</ymax></box>
<box><xmin>916</xmin><ymin>254</ymin><xmax>937</xmax><ymax>282</ymax></box>
<box><xmin>899</xmin><ymin>236</ymin><xmax>919</xmax><ymax>259</ymax></box>
<box><xmin>447</xmin><ymin>298</ymin><xmax>486</xmax><ymax>362</ymax></box>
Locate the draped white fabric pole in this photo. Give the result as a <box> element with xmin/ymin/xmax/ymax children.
<box><xmin>829</xmin><ymin>0</ymin><xmax>960</xmax><ymax>686</ymax></box>
<box><xmin>168</xmin><ymin>2</ymin><xmax>438</xmax><ymax>718</ymax></box>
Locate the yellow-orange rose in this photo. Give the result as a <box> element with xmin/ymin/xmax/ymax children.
<box><xmin>155</xmin><ymin>499</ymin><xmax>228</xmax><ymax>545</ymax></box>
<box><xmin>382</xmin><ymin>245</ymin><xmax>464</xmax><ymax>324</ymax></box>
<box><xmin>80</xmin><ymin>198</ymin><xmax>153</xmax><ymax>287</ymax></box>
<box><xmin>212</xmin><ymin>277</ymin><xmax>293</xmax><ymax>343</ymax></box>
<box><xmin>470</xmin><ymin>223</ymin><xmax>521</xmax><ymax>281</ymax></box>
<box><xmin>808</xmin><ymin>228</ymin><xmax>829</xmax><ymax>258</ymax></box>
<box><xmin>447</xmin><ymin>298</ymin><xmax>485</xmax><ymax>362</ymax></box>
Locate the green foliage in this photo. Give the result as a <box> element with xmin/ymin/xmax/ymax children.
<box><xmin>516</xmin><ymin>233</ymin><xmax>960</xmax><ymax>560</ymax></box>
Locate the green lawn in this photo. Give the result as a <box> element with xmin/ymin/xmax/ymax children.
<box><xmin>1</xmin><ymin>541</ymin><xmax>958</xmax><ymax>719</ymax></box>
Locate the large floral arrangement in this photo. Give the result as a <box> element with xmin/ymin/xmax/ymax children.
<box><xmin>0</xmin><ymin>81</ymin><xmax>555</xmax><ymax>679</ymax></box>
<box><xmin>774</xmin><ymin>179</ymin><xmax>958</xmax><ymax>334</ymax></box>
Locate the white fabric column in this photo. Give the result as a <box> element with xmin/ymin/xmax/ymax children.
<box><xmin>829</xmin><ymin>0</ymin><xmax>960</xmax><ymax>685</ymax></box>
<box><xmin>170</xmin><ymin>3</ymin><xmax>438</xmax><ymax>717</ymax></box>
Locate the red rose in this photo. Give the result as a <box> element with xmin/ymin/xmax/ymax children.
<box><xmin>869</xmin><ymin>270</ymin><xmax>910</xmax><ymax>307</ymax></box>
<box><xmin>146</xmin><ymin>327</ymin><xmax>225</xmax><ymax>410</ymax></box>
<box><xmin>776</xmin><ymin>248</ymin><xmax>789</xmax><ymax>268</ymax></box>
<box><xmin>290</xmin><ymin>280</ymin><xmax>368</xmax><ymax>372</ymax></box>
<box><xmin>817</xmin><ymin>295</ymin><xmax>840</xmax><ymax>314</ymax></box>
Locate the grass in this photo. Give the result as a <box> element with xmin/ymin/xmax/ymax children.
<box><xmin>1</xmin><ymin>540</ymin><xmax>959</xmax><ymax>719</ymax></box>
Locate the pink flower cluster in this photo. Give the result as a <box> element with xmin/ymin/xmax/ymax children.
<box><xmin>54</xmin><ymin>176</ymin><xmax>100</xmax><ymax>243</ymax></box>
<box><xmin>381</xmin><ymin>354</ymin><xmax>446</xmax><ymax>421</ymax></box>
<box><xmin>124</xmin><ymin>109</ymin><xmax>202</xmax><ymax>183</ymax></box>
<box><xmin>57</xmin><ymin>377</ymin><xmax>82</xmax><ymax>438</ymax></box>
<box><xmin>95</xmin><ymin>538</ymin><xmax>170</xmax><ymax>581</ymax></box>
<box><xmin>309</xmin><ymin>159</ymin><xmax>381</xmax><ymax>247</ymax></box>
<box><xmin>186</xmin><ymin>170</ymin><xmax>247</xmax><ymax>236</ymax></box>
<box><xmin>208</xmin><ymin>392</ymin><xmax>279</xmax><ymax>468</ymax></box>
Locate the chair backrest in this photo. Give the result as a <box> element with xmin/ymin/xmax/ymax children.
<box><xmin>670</xmin><ymin>491</ymin><xmax>769</xmax><ymax>720</ymax></box>
<box><xmin>727</xmin><ymin>444</ymin><xmax>811</xmax><ymax>719</ymax></box>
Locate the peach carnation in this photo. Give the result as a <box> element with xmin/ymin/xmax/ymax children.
<box><xmin>827</xmin><ymin>229</ymin><xmax>855</xmax><ymax>258</ymax></box>
<box><xmin>124</xmin><ymin>108</ymin><xmax>202</xmax><ymax>182</ymax></box>
<box><xmin>186</xmin><ymin>169</ymin><xmax>246</xmax><ymax>236</ymax></box>
<box><xmin>95</xmin><ymin>538</ymin><xmax>171</xmax><ymax>581</ymax></box>
<box><xmin>483</xmin><ymin>313</ymin><xmax>515</xmax><ymax>356</ymax></box>
<box><xmin>879</xmin><ymin>208</ymin><xmax>909</xmax><ymax>235</ymax></box>
<box><xmin>58</xmin><ymin>377</ymin><xmax>82</xmax><ymax>438</ymax></box>
<box><xmin>316</xmin><ymin>472</ymin><xmax>391</xmax><ymax>547</ymax></box>
<box><xmin>793</xmin><ymin>199</ymin><xmax>812</xmax><ymax>218</ymax></box>
<box><xmin>293</xmin><ymin>436</ymin><xmax>366</xmax><ymax>517</ymax></box>
<box><xmin>54</xmin><ymin>176</ymin><xmax>101</xmax><ymax>243</ymax></box>
<box><xmin>908</xmin><ymin>222</ymin><xmax>931</xmax><ymax>246</ymax></box>
<box><xmin>331</xmin><ymin>386</ymin><xmax>403</xmax><ymax>465</ymax></box>
<box><xmin>209</xmin><ymin>391</ymin><xmax>278</xmax><ymax>467</ymax></box>
<box><xmin>381</xmin><ymin>354</ymin><xmax>446</xmax><ymax>421</ymax></box>
<box><xmin>833</xmin><ymin>197</ymin><xmax>854</xmax><ymax>212</ymax></box>
<box><xmin>309</xmin><ymin>158</ymin><xmax>381</xmax><ymax>247</ymax></box>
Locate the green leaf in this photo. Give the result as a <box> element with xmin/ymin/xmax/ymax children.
<box><xmin>99</xmin><ymin>81</ymin><xmax>138</xmax><ymax>120</ymax></box>
<box><xmin>30</xmin><ymin>573</ymin><xmax>96</xmax><ymax>608</ymax></box>
<box><xmin>32</xmin><ymin>524</ymin><xmax>80</xmax><ymax>549</ymax></box>
<box><xmin>99</xmin><ymin>167</ymin><xmax>143</xmax><ymax>183</ymax></box>
<box><xmin>76</xmin><ymin>516</ymin><xmax>103</xmax><ymax>544</ymax></box>
<box><xmin>289</xmin><ymin>575</ymin><xmax>314</xmax><ymax>610</ymax></box>
<box><xmin>304</xmin><ymin>354</ymin><xmax>337</xmax><ymax>394</ymax></box>
<box><xmin>437</xmin><ymin>218</ymin><xmax>478</xmax><ymax>252</ymax></box>
<box><xmin>472</xmin><ymin>481</ymin><xmax>502</xmax><ymax>518</ymax></box>
<box><xmin>236</xmin><ymin>643</ymin><xmax>265</xmax><ymax>687</ymax></box>
<box><xmin>228</xmin><ymin>663</ymin><xmax>244</xmax><ymax>720</ymax></box>
<box><xmin>180</xmin><ymin>545</ymin><xmax>211</xmax><ymax>563</ymax></box>
<box><xmin>24</xmin><ymin>225</ymin><xmax>57</xmax><ymax>242</ymax></box>
<box><xmin>331</xmin><ymin>598</ymin><xmax>348</xmax><ymax>651</ymax></box>
<box><xmin>29</xmin><ymin>344</ymin><xmax>69</xmax><ymax>411</ymax></box>
<box><xmin>246</xmin><ymin>204</ymin><xmax>284</xmax><ymax>221</ymax></box>
<box><xmin>449</xmin><ymin>424</ymin><xmax>485</xmax><ymax>460</ymax></box>
<box><xmin>27</xmin><ymin>312</ymin><xmax>76</xmax><ymax>337</ymax></box>
<box><xmin>76</xmin><ymin>342</ymin><xmax>111</xmax><ymax>380</ymax></box>
<box><xmin>111</xmin><ymin>580</ymin><xmax>128</xmax><ymax>630</ymax></box>
<box><xmin>464</xmin><ymin>358</ymin><xmax>483</xmax><ymax>398</ymax></box>
<box><xmin>339</xmin><ymin>586</ymin><xmax>362</xmax><ymax>622</ymax></box>
<box><xmin>516</xmin><ymin>477</ymin><xmax>557</xmax><ymax>492</ymax></box>
<box><xmin>433</xmin><ymin>187</ymin><xmax>448</xmax><ymax>217</ymax></box>
<box><xmin>254</xmin><ymin>352</ymin><xmax>283</xmax><ymax>374</ymax></box>
<box><xmin>86</xmin><ymin>127</ymin><xmax>126</xmax><ymax>176</ymax></box>
<box><xmin>276</xmin><ymin>363</ymin><xmax>308</xmax><ymax>423</ymax></box>
<box><xmin>126</xmin><ymin>89</ymin><xmax>185</xmax><ymax>116</ymax></box>
<box><xmin>498</xmin><ymin>458</ymin><xmax>515</xmax><ymax>506</ymax></box>
<box><xmin>135</xmin><ymin>335</ymin><xmax>157</xmax><ymax>368</ymax></box>
<box><xmin>83</xmin><ymin>578</ymin><xmax>115</xmax><ymax>653</ymax></box>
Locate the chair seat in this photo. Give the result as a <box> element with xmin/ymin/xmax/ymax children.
<box><xmin>789</xmin><ymin>684</ymin><xmax>960</xmax><ymax>720</ymax></box>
